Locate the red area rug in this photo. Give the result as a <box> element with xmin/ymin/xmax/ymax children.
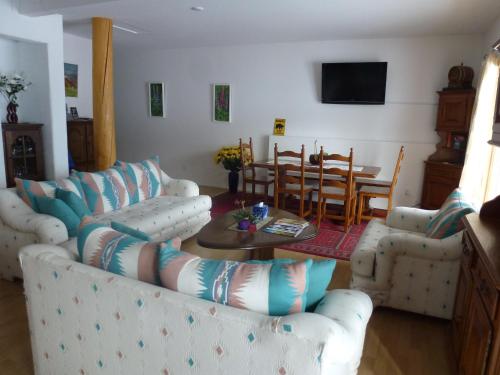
<box><xmin>211</xmin><ymin>192</ymin><xmax>367</xmax><ymax>261</ymax></box>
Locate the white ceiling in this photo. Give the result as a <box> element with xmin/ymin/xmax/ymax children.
<box><xmin>20</xmin><ymin>0</ymin><xmax>500</xmax><ymax>48</ymax></box>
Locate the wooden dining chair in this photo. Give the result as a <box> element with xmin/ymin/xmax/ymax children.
<box><xmin>273</xmin><ymin>143</ymin><xmax>313</xmax><ymax>218</ymax></box>
<box><xmin>239</xmin><ymin>138</ymin><xmax>274</xmax><ymax>202</ymax></box>
<box><xmin>356</xmin><ymin>146</ymin><xmax>405</xmax><ymax>224</ymax></box>
<box><xmin>317</xmin><ymin>147</ymin><xmax>356</xmax><ymax>232</ymax></box>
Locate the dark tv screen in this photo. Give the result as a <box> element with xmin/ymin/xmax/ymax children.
<box><xmin>321</xmin><ymin>62</ymin><xmax>387</xmax><ymax>104</ymax></box>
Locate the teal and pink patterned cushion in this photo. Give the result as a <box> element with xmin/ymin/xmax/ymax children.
<box><xmin>55</xmin><ymin>188</ymin><xmax>92</xmax><ymax>218</ymax></box>
<box><xmin>158</xmin><ymin>247</ymin><xmax>311</xmax><ymax>316</ymax></box>
<box><xmin>114</xmin><ymin>156</ymin><xmax>165</xmax><ymax>204</ymax></box>
<box><xmin>426</xmin><ymin>189</ymin><xmax>475</xmax><ymax>239</ymax></box>
<box><xmin>74</xmin><ymin>168</ymin><xmax>130</xmax><ymax>215</ymax></box>
<box><xmin>15</xmin><ymin>176</ymin><xmax>87</xmax><ymax>211</ymax></box>
<box><xmin>78</xmin><ymin>221</ymin><xmax>181</xmax><ymax>284</ymax></box>
<box><xmin>34</xmin><ymin>196</ymin><xmax>81</xmax><ymax>237</ymax></box>
<box><xmin>247</xmin><ymin>259</ymin><xmax>336</xmax><ymax>311</ymax></box>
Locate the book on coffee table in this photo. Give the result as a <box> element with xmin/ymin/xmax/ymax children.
<box><xmin>263</xmin><ymin>218</ymin><xmax>309</xmax><ymax>237</ymax></box>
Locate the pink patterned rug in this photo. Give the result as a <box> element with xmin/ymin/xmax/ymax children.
<box><xmin>211</xmin><ymin>192</ymin><xmax>368</xmax><ymax>261</ymax></box>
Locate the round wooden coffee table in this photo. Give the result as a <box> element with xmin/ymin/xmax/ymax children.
<box><xmin>196</xmin><ymin>208</ymin><xmax>318</xmax><ymax>260</ymax></box>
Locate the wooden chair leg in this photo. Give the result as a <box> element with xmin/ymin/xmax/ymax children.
<box><xmin>357</xmin><ymin>193</ymin><xmax>364</xmax><ymax>225</ymax></box>
<box><xmin>252</xmin><ymin>181</ymin><xmax>256</xmax><ymax>197</ymax></box>
<box><xmin>299</xmin><ymin>194</ymin><xmax>305</xmax><ymax>218</ymax></box>
<box><xmin>387</xmin><ymin>195</ymin><xmax>393</xmax><ymax>216</ymax></box>
<box><xmin>344</xmin><ymin>198</ymin><xmax>350</xmax><ymax>232</ymax></box>
<box><xmin>274</xmin><ymin>189</ymin><xmax>279</xmax><ymax>209</ymax></box>
<box><xmin>316</xmin><ymin>193</ymin><xmax>322</xmax><ymax>228</ymax></box>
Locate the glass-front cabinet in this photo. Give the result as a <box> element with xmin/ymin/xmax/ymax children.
<box><xmin>2</xmin><ymin>123</ymin><xmax>45</xmax><ymax>187</ymax></box>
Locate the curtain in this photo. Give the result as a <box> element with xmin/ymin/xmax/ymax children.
<box><xmin>459</xmin><ymin>52</ymin><xmax>500</xmax><ymax>209</ymax></box>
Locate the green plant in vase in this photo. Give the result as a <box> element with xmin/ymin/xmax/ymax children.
<box><xmin>0</xmin><ymin>73</ymin><xmax>31</xmax><ymax>124</ymax></box>
<box><xmin>232</xmin><ymin>200</ymin><xmax>258</xmax><ymax>230</ymax></box>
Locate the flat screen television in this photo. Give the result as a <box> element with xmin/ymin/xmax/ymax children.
<box><xmin>321</xmin><ymin>62</ymin><xmax>388</xmax><ymax>104</ymax></box>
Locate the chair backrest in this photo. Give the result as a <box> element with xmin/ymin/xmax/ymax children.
<box><xmin>318</xmin><ymin>147</ymin><xmax>354</xmax><ymax>198</ymax></box>
<box><xmin>239</xmin><ymin>138</ymin><xmax>254</xmax><ymax>177</ymax></box>
<box><xmin>390</xmin><ymin>146</ymin><xmax>405</xmax><ymax>193</ymax></box>
<box><xmin>274</xmin><ymin>143</ymin><xmax>306</xmax><ymax>189</ymax></box>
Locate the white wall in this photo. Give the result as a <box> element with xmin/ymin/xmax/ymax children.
<box><xmin>63</xmin><ymin>32</ymin><xmax>93</xmax><ymax>118</ymax></box>
<box><xmin>0</xmin><ymin>0</ymin><xmax>68</xmax><ymax>187</ymax></box>
<box><xmin>485</xmin><ymin>16</ymin><xmax>500</xmax><ymax>51</ymax></box>
<box><xmin>115</xmin><ymin>34</ymin><xmax>483</xmax><ymax>207</ymax></box>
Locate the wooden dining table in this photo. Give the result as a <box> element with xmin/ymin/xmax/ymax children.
<box><xmin>251</xmin><ymin>159</ymin><xmax>381</xmax><ymax>179</ymax></box>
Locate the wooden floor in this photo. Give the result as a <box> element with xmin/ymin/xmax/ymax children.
<box><xmin>0</xmin><ymin>186</ymin><xmax>455</xmax><ymax>374</ymax></box>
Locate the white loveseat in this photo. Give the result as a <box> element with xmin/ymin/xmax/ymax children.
<box><xmin>0</xmin><ymin>171</ymin><xmax>211</xmax><ymax>281</ymax></box>
<box><xmin>20</xmin><ymin>244</ymin><xmax>373</xmax><ymax>375</ymax></box>
<box><xmin>350</xmin><ymin>207</ymin><xmax>463</xmax><ymax>319</ymax></box>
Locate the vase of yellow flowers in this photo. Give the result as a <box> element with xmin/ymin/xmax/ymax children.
<box><xmin>214</xmin><ymin>146</ymin><xmax>243</xmax><ymax>193</ymax></box>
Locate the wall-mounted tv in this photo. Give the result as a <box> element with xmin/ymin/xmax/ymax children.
<box><xmin>321</xmin><ymin>62</ymin><xmax>388</xmax><ymax>104</ymax></box>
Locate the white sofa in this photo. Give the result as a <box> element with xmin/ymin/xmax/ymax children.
<box><xmin>0</xmin><ymin>171</ymin><xmax>212</xmax><ymax>281</ymax></box>
<box><xmin>20</xmin><ymin>244</ymin><xmax>373</xmax><ymax>375</ymax></box>
<box><xmin>350</xmin><ymin>207</ymin><xmax>462</xmax><ymax>319</ymax></box>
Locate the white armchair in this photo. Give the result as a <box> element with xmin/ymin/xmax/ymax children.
<box><xmin>350</xmin><ymin>207</ymin><xmax>463</xmax><ymax>319</ymax></box>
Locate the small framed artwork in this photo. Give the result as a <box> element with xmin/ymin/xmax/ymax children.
<box><xmin>70</xmin><ymin>107</ymin><xmax>79</xmax><ymax>119</ymax></box>
<box><xmin>64</xmin><ymin>63</ymin><xmax>78</xmax><ymax>97</ymax></box>
<box><xmin>273</xmin><ymin>118</ymin><xmax>286</xmax><ymax>136</ymax></box>
<box><xmin>213</xmin><ymin>83</ymin><xmax>231</xmax><ymax>123</ymax></box>
<box><xmin>148</xmin><ymin>82</ymin><xmax>166</xmax><ymax>117</ymax></box>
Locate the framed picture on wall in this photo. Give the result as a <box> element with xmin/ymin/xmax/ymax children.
<box><xmin>213</xmin><ymin>83</ymin><xmax>231</xmax><ymax>123</ymax></box>
<box><xmin>148</xmin><ymin>82</ymin><xmax>166</xmax><ymax>117</ymax></box>
<box><xmin>64</xmin><ymin>63</ymin><xmax>78</xmax><ymax>97</ymax></box>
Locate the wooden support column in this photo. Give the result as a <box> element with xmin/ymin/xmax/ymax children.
<box><xmin>92</xmin><ymin>17</ymin><xmax>116</xmax><ymax>170</ymax></box>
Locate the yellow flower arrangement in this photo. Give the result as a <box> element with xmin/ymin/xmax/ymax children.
<box><xmin>214</xmin><ymin>146</ymin><xmax>251</xmax><ymax>171</ymax></box>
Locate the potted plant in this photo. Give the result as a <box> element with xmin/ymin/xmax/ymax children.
<box><xmin>214</xmin><ymin>145</ymin><xmax>244</xmax><ymax>193</ymax></box>
<box><xmin>0</xmin><ymin>73</ymin><xmax>31</xmax><ymax>124</ymax></box>
<box><xmin>232</xmin><ymin>200</ymin><xmax>258</xmax><ymax>231</ymax></box>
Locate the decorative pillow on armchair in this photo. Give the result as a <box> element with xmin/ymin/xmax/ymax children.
<box><xmin>426</xmin><ymin>189</ymin><xmax>475</xmax><ymax>239</ymax></box>
<box><xmin>73</xmin><ymin>168</ymin><xmax>130</xmax><ymax>215</ymax></box>
<box><xmin>158</xmin><ymin>246</ymin><xmax>311</xmax><ymax>316</ymax></box>
<box><xmin>114</xmin><ymin>156</ymin><xmax>165</xmax><ymax>204</ymax></box>
<box><xmin>15</xmin><ymin>176</ymin><xmax>87</xmax><ymax>211</ymax></box>
<box><xmin>78</xmin><ymin>221</ymin><xmax>181</xmax><ymax>284</ymax></box>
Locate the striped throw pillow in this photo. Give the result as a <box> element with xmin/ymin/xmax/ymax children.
<box><xmin>15</xmin><ymin>176</ymin><xmax>87</xmax><ymax>211</ymax></box>
<box><xmin>158</xmin><ymin>246</ymin><xmax>311</xmax><ymax>316</ymax></box>
<box><xmin>114</xmin><ymin>156</ymin><xmax>165</xmax><ymax>204</ymax></box>
<box><xmin>78</xmin><ymin>221</ymin><xmax>181</xmax><ymax>284</ymax></box>
<box><xmin>74</xmin><ymin>168</ymin><xmax>130</xmax><ymax>215</ymax></box>
<box><xmin>426</xmin><ymin>189</ymin><xmax>475</xmax><ymax>239</ymax></box>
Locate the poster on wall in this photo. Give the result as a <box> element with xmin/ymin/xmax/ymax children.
<box><xmin>213</xmin><ymin>83</ymin><xmax>231</xmax><ymax>122</ymax></box>
<box><xmin>64</xmin><ymin>63</ymin><xmax>78</xmax><ymax>97</ymax></box>
<box><xmin>273</xmin><ymin>118</ymin><xmax>286</xmax><ymax>136</ymax></box>
<box><xmin>148</xmin><ymin>82</ymin><xmax>166</xmax><ymax>117</ymax></box>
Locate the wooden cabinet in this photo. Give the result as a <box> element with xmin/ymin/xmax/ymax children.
<box><xmin>421</xmin><ymin>89</ymin><xmax>475</xmax><ymax>209</ymax></box>
<box><xmin>67</xmin><ymin>119</ymin><xmax>94</xmax><ymax>171</ymax></box>
<box><xmin>436</xmin><ymin>90</ymin><xmax>475</xmax><ymax>132</ymax></box>
<box><xmin>2</xmin><ymin>123</ymin><xmax>45</xmax><ymax>187</ymax></box>
<box><xmin>421</xmin><ymin>161</ymin><xmax>462</xmax><ymax>209</ymax></box>
<box><xmin>452</xmin><ymin>214</ymin><xmax>500</xmax><ymax>375</ymax></box>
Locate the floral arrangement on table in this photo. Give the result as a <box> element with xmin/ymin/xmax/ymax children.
<box><xmin>0</xmin><ymin>73</ymin><xmax>31</xmax><ymax>124</ymax></box>
<box><xmin>214</xmin><ymin>146</ymin><xmax>251</xmax><ymax>193</ymax></box>
<box><xmin>232</xmin><ymin>199</ymin><xmax>258</xmax><ymax>231</ymax></box>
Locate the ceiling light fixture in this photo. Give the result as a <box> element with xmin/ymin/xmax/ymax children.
<box><xmin>113</xmin><ymin>24</ymin><xmax>139</xmax><ymax>34</ymax></box>
<box><xmin>190</xmin><ymin>6</ymin><xmax>204</xmax><ymax>11</ymax></box>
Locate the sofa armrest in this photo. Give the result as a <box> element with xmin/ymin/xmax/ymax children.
<box><xmin>161</xmin><ymin>170</ymin><xmax>199</xmax><ymax>197</ymax></box>
<box><xmin>386</xmin><ymin>207</ymin><xmax>438</xmax><ymax>233</ymax></box>
<box><xmin>0</xmin><ymin>189</ymin><xmax>68</xmax><ymax>244</ymax></box>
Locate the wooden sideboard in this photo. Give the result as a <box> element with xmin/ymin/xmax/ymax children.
<box><xmin>2</xmin><ymin>123</ymin><xmax>45</xmax><ymax>187</ymax></box>
<box><xmin>452</xmin><ymin>213</ymin><xmax>500</xmax><ymax>375</ymax></box>
<box><xmin>421</xmin><ymin>89</ymin><xmax>475</xmax><ymax>209</ymax></box>
<box><xmin>67</xmin><ymin>119</ymin><xmax>95</xmax><ymax>172</ymax></box>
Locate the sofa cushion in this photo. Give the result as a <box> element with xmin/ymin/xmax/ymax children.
<box><xmin>78</xmin><ymin>221</ymin><xmax>181</xmax><ymax>284</ymax></box>
<box><xmin>34</xmin><ymin>196</ymin><xmax>81</xmax><ymax>237</ymax></box>
<box><xmin>426</xmin><ymin>189</ymin><xmax>475</xmax><ymax>239</ymax></box>
<box><xmin>93</xmin><ymin>194</ymin><xmax>212</xmax><ymax>237</ymax></box>
<box><xmin>111</xmin><ymin>221</ymin><xmax>151</xmax><ymax>242</ymax></box>
<box><xmin>15</xmin><ymin>176</ymin><xmax>86</xmax><ymax>210</ymax></box>
<box><xmin>247</xmin><ymin>259</ymin><xmax>336</xmax><ymax>311</ymax></box>
<box><xmin>74</xmin><ymin>168</ymin><xmax>130</xmax><ymax>215</ymax></box>
<box><xmin>158</xmin><ymin>247</ymin><xmax>312</xmax><ymax>316</ymax></box>
<box><xmin>55</xmin><ymin>188</ymin><xmax>92</xmax><ymax>218</ymax></box>
<box><xmin>351</xmin><ymin>219</ymin><xmax>425</xmax><ymax>277</ymax></box>
<box><xmin>114</xmin><ymin>156</ymin><xmax>165</xmax><ymax>203</ymax></box>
